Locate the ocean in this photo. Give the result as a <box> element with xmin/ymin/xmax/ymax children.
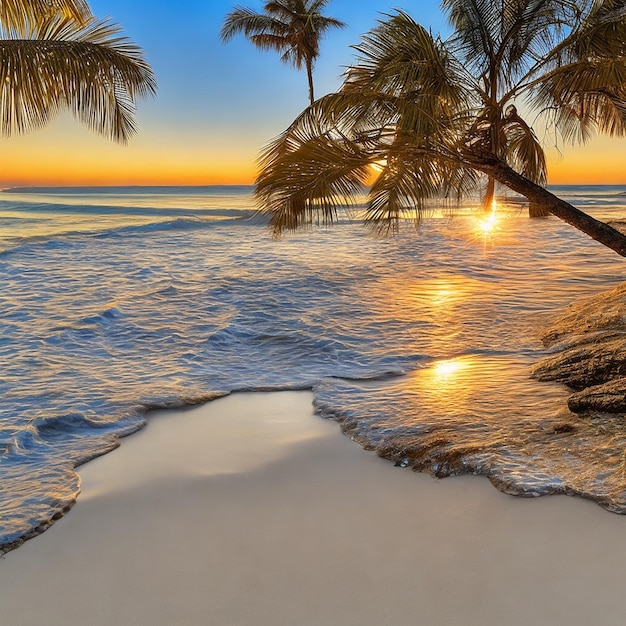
<box><xmin>1</xmin><ymin>184</ymin><xmax>625</xmax><ymax>550</ymax></box>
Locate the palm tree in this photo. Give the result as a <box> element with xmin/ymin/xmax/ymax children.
<box><xmin>0</xmin><ymin>0</ymin><xmax>156</xmax><ymax>143</ymax></box>
<box><xmin>256</xmin><ymin>2</ymin><xmax>626</xmax><ymax>257</ymax></box>
<box><xmin>220</xmin><ymin>0</ymin><xmax>345</xmax><ymax>105</ymax></box>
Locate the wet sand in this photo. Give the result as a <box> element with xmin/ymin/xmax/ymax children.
<box><xmin>1</xmin><ymin>390</ymin><xmax>626</xmax><ymax>625</ymax></box>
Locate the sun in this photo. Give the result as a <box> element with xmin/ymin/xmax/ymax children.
<box><xmin>477</xmin><ymin>211</ymin><xmax>498</xmax><ymax>235</ymax></box>
<box><xmin>475</xmin><ymin>199</ymin><xmax>499</xmax><ymax>237</ymax></box>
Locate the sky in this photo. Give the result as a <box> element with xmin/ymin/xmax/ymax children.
<box><xmin>0</xmin><ymin>0</ymin><xmax>625</xmax><ymax>187</ymax></box>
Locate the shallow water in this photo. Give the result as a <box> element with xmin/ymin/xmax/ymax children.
<box><xmin>1</xmin><ymin>185</ymin><xmax>625</xmax><ymax>549</ymax></box>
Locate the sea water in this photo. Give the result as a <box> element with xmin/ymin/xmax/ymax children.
<box><xmin>1</xmin><ymin>184</ymin><xmax>625</xmax><ymax>549</ymax></box>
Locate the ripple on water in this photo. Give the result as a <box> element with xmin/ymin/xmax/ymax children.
<box><xmin>2</xmin><ymin>203</ymin><xmax>626</xmax><ymax>550</ymax></box>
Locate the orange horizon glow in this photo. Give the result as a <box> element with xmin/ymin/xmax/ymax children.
<box><xmin>0</xmin><ymin>170</ymin><xmax>257</xmax><ymax>188</ymax></box>
<box><xmin>0</xmin><ymin>137</ymin><xmax>259</xmax><ymax>187</ymax></box>
<box><xmin>2</xmin><ymin>155</ymin><xmax>625</xmax><ymax>188</ymax></box>
<box><xmin>0</xmin><ymin>115</ymin><xmax>261</xmax><ymax>188</ymax></box>
<box><xmin>0</xmin><ymin>120</ymin><xmax>625</xmax><ymax>188</ymax></box>
<box><xmin>546</xmin><ymin>163</ymin><xmax>626</xmax><ymax>185</ymax></box>
<box><xmin>544</xmin><ymin>137</ymin><xmax>626</xmax><ymax>185</ymax></box>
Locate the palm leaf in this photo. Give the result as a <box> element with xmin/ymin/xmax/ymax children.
<box><xmin>0</xmin><ymin>16</ymin><xmax>156</xmax><ymax>142</ymax></box>
<box><xmin>503</xmin><ymin>108</ymin><xmax>547</xmax><ymax>184</ymax></box>
<box><xmin>345</xmin><ymin>11</ymin><xmax>477</xmax><ymax>152</ymax></box>
<box><xmin>365</xmin><ymin>128</ymin><xmax>478</xmax><ymax>229</ymax></box>
<box><xmin>255</xmin><ymin>92</ymin><xmax>374</xmax><ymax>231</ymax></box>
<box><xmin>519</xmin><ymin>0</ymin><xmax>626</xmax><ymax>143</ymax></box>
<box><xmin>220</xmin><ymin>8</ymin><xmax>287</xmax><ymax>44</ymax></box>
<box><xmin>0</xmin><ymin>0</ymin><xmax>91</xmax><ymax>33</ymax></box>
<box><xmin>532</xmin><ymin>58</ymin><xmax>626</xmax><ymax>142</ymax></box>
<box><xmin>256</xmin><ymin>131</ymin><xmax>371</xmax><ymax>232</ymax></box>
<box><xmin>441</xmin><ymin>0</ymin><xmax>500</xmax><ymax>74</ymax></box>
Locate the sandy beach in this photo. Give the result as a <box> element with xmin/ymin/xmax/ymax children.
<box><xmin>2</xmin><ymin>390</ymin><xmax>626</xmax><ymax>625</ymax></box>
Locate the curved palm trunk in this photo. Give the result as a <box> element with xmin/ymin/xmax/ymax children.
<box><xmin>473</xmin><ymin>156</ymin><xmax>626</xmax><ymax>258</ymax></box>
<box><xmin>306</xmin><ymin>57</ymin><xmax>314</xmax><ymax>105</ymax></box>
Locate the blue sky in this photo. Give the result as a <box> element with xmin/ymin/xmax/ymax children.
<box><xmin>0</xmin><ymin>0</ymin><xmax>624</xmax><ymax>186</ymax></box>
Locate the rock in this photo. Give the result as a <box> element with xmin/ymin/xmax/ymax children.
<box><xmin>538</xmin><ymin>282</ymin><xmax>626</xmax><ymax>347</ymax></box>
<box><xmin>568</xmin><ymin>377</ymin><xmax>626</xmax><ymax>413</ymax></box>
<box><xmin>531</xmin><ymin>333</ymin><xmax>626</xmax><ymax>389</ymax></box>
<box><xmin>532</xmin><ymin>282</ymin><xmax>626</xmax><ymax>412</ymax></box>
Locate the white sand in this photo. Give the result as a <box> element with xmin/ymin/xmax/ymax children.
<box><xmin>2</xmin><ymin>390</ymin><xmax>626</xmax><ymax>625</ymax></box>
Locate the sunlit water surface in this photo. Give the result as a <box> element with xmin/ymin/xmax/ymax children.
<box><xmin>1</xmin><ymin>185</ymin><xmax>626</xmax><ymax>549</ymax></box>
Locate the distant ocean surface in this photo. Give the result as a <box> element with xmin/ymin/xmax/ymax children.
<box><xmin>2</xmin><ymin>184</ymin><xmax>626</xmax><ymax>549</ymax></box>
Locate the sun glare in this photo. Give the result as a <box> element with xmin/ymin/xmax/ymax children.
<box><xmin>475</xmin><ymin>200</ymin><xmax>499</xmax><ymax>238</ymax></box>
<box><xmin>477</xmin><ymin>212</ymin><xmax>498</xmax><ymax>235</ymax></box>
<box><xmin>432</xmin><ymin>359</ymin><xmax>464</xmax><ymax>379</ymax></box>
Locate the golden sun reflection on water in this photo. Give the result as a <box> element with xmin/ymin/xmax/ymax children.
<box><xmin>408</xmin><ymin>355</ymin><xmax>523</xmax><ymax>417</ymax></box>
<box><xmin>376</xmin><ymin>276</ymin><xmax>491</xmax><ymax>320</ymax></box>
<box><xmin>422</xmin><ymin>356</ymin><xmax>476</xmax><ymax>410</ymax></box>
<box><xmin>370</xmin><ymin>274</ymin><xmax>495</xmax><ymax>355</ymax></box>
<box><xmin>432</xmin><ymin>357</ymin><xmax>467</xmax><ymax>380</ymax></box>
<box><xmin>394</xmin><ymin>355</ymin><xmax>484</xmax><ymax>421</ymax></box>
<box><xmin>466</xmin><ymin>200</ymin><xmax>523</xmax><ymax>248</ymax></box>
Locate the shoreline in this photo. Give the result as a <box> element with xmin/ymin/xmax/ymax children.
<box><xmin>2</xmin><ymin>390</ymin><xmax>626</xmax><ymax>625</ymax></box>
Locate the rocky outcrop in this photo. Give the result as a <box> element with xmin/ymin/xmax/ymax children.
<box><xmin>531</xmin><ymin>333</ymin><xmax>626</xmax><ymax>389</ymax></box>
<box><xmin>567</xmin><ymin>377</ymin><xmax>626</xmax><ymax>413</ymax></box>
<box><xmin>538</xmin><ymin>282</ymin><xmax>626</xmax><ymax>346</ymax></box>
<box><xmin>531</xmin><ymin>282</ymin><xmax>626</xmax><ymax>413</ymax></box>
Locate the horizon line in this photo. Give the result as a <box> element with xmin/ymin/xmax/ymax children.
<box><xmin>4</xmin><ymin>181</ymin><xmax>626</xmax><ymax>191</ymax></box>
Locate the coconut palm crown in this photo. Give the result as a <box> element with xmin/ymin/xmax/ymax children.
<box><xmin>256</xmin><ymin>1</ymin><xmax>626</xmax><ymax>256</ymax></box>
<box><xmin>0</xmin><ymin>0</ymin><xmax>156</xmax><ymax>142</ymax></box>
<box><xmin>221</xmin><ymin>0</ymin><xmax>346</xmax><ymax>105</ymax></box>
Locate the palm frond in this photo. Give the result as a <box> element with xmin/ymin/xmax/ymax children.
<box><xmin>520</xmin><ymin>1</ymin><xmax>626</xmax><ymax>142</ymax></box>
<box><xmin>219</xmin><ymin>8</ymin><xmax>286</xmax><ymax>43</ymax></box>
<box><xmin>503</xmin><ymin>107</ymin><xmax>547</xmax><ymax>184</ymax></box>
<box><xmin>532</xmin><ymin>58</ymin><xmax>626</xmax><ymax>142</ymax></box>
<box><xmin>264</xmin><ymin>0</ymin><xmax>300</xmax><ymax>21</ymax></box>
<box><xmin>0</xmin><ymin>16</ymin><xmax>156</xmax><ymax>142</ymax></box>
<box><xmin>441</xmin><ymin>0</ymin><xmax>500</xmax><ymax>73</ymax></box>
<box><xmin>494</xmin><ymin>0</ymin><xmax>579</xmax><ymax>90</ymax></box>
<box><xmin>256</xmin><ymin>131</ymin><xmax>371</xmax><ymax>233</ymax></box>
<box><xmin>307</xmin><ymin>0</ymin><xmax>334</xmax><ymax>12</ymax></box>
<box><xmin>0</xmin><ymin>0</ymin><xmax>91</xmax><ymax>34</ymax></box>
<box><xmin>349</xmin><ymin>12</ymin><xmax>463</xmax><ymax>96</ymax></box>
<box><xmin>255</xmin><ymin>91</ymin><xmax>377</xmax><ymax>232</ymax></box>
<box><xmin>346</xmin><ymin>11</ymin><xmax>474</xmax><ymax>137</ymax></box>
<box><xmin>573</xmin><ymin>0</ymin><xmax>626</xmax><ymax>58</ymax></box>
<box><xmin>311</xmin><ymin>15</ymin><xmax>346</xmax><ymax>32</ymax></box>
<box><xmin>250</xmin><ymin>32</ymin><xmax>292</xmax><ymax>56</ymax></box>
<box><xmin>365</xmin><ymin>138</ymin><xmax>478</xmax><ymax>230</ymax></box>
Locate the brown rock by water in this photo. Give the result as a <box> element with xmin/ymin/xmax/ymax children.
<box><xmin>530</xmin><ymin>333</ymin><xmax>626</xmax><ymax>389</ymax></box>
<box><xmin>539</xmin><ymin>282</ymin><xmax>626</xmax><ymax>348</ymax></box>
<box><xmin>568</xmin><ymin>377</ymin><xmax>626</xmax><ymax>413</ymax></box>
<box><xmin>532</xmin><ymin>282</ymin><xmax>626</xmax><ymax>412</ymax></box>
